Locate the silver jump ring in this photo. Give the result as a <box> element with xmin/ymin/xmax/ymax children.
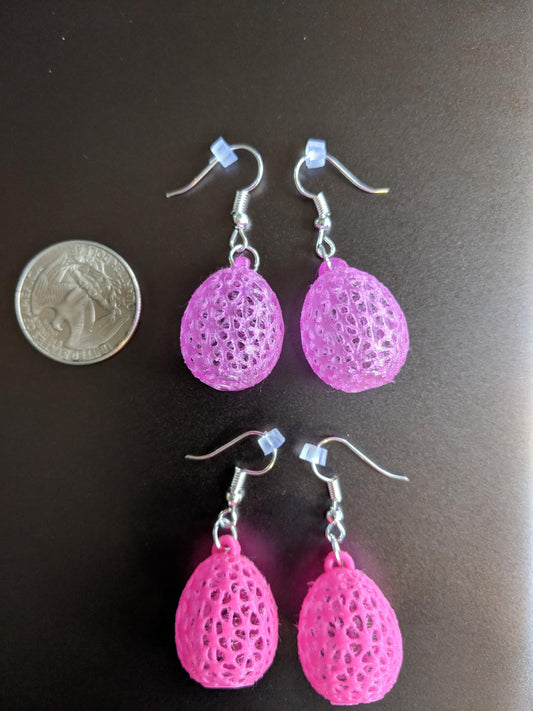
<box><xmin>316</xmin><ymin>236</ymin><xmax>336</xmax><ymax>262</ymax></box>
<box><xmin>213</xmin><ymin>522</ymin><xmax>238</xmax><ymax>549</ymax></box>
<box><xmin>229</xmin><ymin>244</ymin><xmax>260</xmax><ymax>271</ymax></box>
<box><xmin>330</xmin><ymin>538</ymin><xmax>343</xmax><ymax>565</ymax></box>
<box><xmin>229</xmin><ymin>227</ymin><xmax>249</xmax><ymax>251</ymax></box>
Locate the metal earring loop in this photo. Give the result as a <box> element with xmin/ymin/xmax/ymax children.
<box><xmin>185</xmin><ymin>428</ymin><xmax>284</xmax><ymax>476</ymax></box>
<box><xmin>165</xmin><ymin>137</ymin><xmax>264</xmax><ymax>271</ymax></box>
<box><xmin>187</xmin><ymin>428</ymin><xmax>285</xmax><ymax>550</ymax></box>
<box><xmin>293</xmin><ymin>153</ymin><xmax>389</xmax><ymax>201</ymax></box>
<box><xmin>166</xmin><ymin>143</ymin><xmax>264</xmax><ymax>198</ymax></box>
<box><xmin>300</xmin><ymin>435</ymin><xmax>408</xmax><ymax>564</ymax></box>
<box><xmin>294</xmin><ymin>139</ymin><xmax>389</xmax><ymax>265</ymax></box>
<box><xmin>305</xmin><ymin>436</ymin><xmax>409</xmax><ymax>484</ymax></box>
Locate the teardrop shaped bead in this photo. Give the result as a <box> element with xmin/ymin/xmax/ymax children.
<box><xmin>298</xmin><ymin>551</ymin><xmax>403</xmax><ymax>705</ymax></box>
<box><xmin>300</xmin><ymin>258</ymin><xmax>408</xmax><ymax>392</ymax></box>
<box><xmin>181</xmin><ymin>257</ymin><xmax>284</xmax><ymax>390</ymax></box>
<box><xmin>175</xmin><ymin>535</ymin><xmax>278</xmax><ymax>688</ymax></box>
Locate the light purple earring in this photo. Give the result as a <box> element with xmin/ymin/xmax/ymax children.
<box><xmin>166</xmin><ymin>138</ymin><xmax>284</xmax><ymax>391</ymax></box>
<box><xmin>295</xmin><ymin>140</ymin><xmax>409</xmax><ymax>393</ymax></box>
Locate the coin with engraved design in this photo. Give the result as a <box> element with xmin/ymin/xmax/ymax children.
<box><xmin>15</xmin><ymin>240</ymin><xmax>141</xmax><ymax>364</ymax></box>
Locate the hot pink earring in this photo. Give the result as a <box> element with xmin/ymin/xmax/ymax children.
<box><xmin>175</xmin><ymin>428</ymin><xmax>285</xmax><ymax>688</ymax></box>
<box><xmin>295</xmin><ymin>140</ymin><xmax>409</xmax><ymax>393</ymax></box>
<box><xmin>166</xmin><ymin>138</ymin><xmax>284</xmax><ymax>391</ymax></box>
<box><xmin>297</xmin><ymin>436</ymin><xmax>409</xmax><ymax>705</ymax></box>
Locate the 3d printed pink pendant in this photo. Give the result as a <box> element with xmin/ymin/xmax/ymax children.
<box><xmin>298</xmin><ymin>551</ymin><xmax>403</xmax><ymax>705</ymax></box>
<box><xmin>175</xmin><ymin>535</ymin><xmax>278</xmax><ymax>688</ymax></box>
<box><xmin>300</xmin><ymin>258</ymin><xmax>409</xmax><ymax>393</ymax></box>
<box><xmin>180</xmin><ymin>257</ymin><xmax>284</xmax><ymax>391</ymax></box>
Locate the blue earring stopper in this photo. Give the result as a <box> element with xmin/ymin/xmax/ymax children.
<box><xmin>305</xmin><ymin>139</ymin><xmax>327</xmax><ymax>169</ymax></box>
<box><xmin>210</xmin><ymin>136</ymin><xmax>238</xmax><ymax>167</ymax></box>
<box><xmin>258</xmin><ymin>428</ymin><xmax>286</xmax><ymax>455</ymax></box>
<box><xmin>299</xmin><ymin>442</ymin><xmax>328</xmax><ymax>466</ymax></box>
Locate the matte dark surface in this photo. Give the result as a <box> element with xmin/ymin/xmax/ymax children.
<box><xmin>1</xmin><ymin>2</ymin><xmax>532</xmax><ymax>710</ymax></box>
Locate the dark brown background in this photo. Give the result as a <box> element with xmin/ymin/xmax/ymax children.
<box><xmin>1</xmin><ymin>2</ymin><xmax>532</xmax><ymax>710</ymax></box>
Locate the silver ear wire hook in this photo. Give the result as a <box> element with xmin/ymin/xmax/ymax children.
<box><xmin>166</xmin><ymin>139</ymin><xmax>264</xmax><ymax>271</ymax></box>
<box><xmin>166</xmin><ymin>144</ymin><xmax>264</xmax><ymax>198</ymax></box>
<box><xmin>299</xmin><ymin>435</ymin><xmax>408</xmax><ymax>564</ymax></box>
<box><xmin>186</xmin><ymin>428</ymin><xmax>285</xmax><ymax>549</ymax></box>
<box><xmin>185</xmin><ymin>429</ymin><xmax>279</xmax><ymax>476</ymax></box>
<box><xmin>294</xmin><ymin>140</ymin><xmax>389</xmax><ymax>265</ymax></box>
<box><xmin>308</xmin><ymin>436</ymin><xmax>409</xmax><ymax>484</ymax></box>
<box><xmin>293</xmin><ymin>154</ymin><xmax>389</xmax><ymax>201</ymax></box>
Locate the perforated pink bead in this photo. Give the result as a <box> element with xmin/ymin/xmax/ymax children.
<box><xmin>180</xmin><ymin>257</ymin><xmax>284</xmax><ymax>391</ymax></box>
<box><xmin>298</xmin><ymin>551</ymin><xmax>403</xmax><ymax>705</ymax></box>
<box><xmin>175</xmin><ymin>535</ymin><xmax>278</xmax><ymax>688</ymax></box>
<box><xmin>301</xmin><ymin>258</ymin><xmax>409</xmax><ymax>392</ymax></box>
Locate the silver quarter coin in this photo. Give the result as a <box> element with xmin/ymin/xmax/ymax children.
<box><xmin>15</xmin><ymin>240</ymin><xmax>141</xmax><ymax>365</ymax></box>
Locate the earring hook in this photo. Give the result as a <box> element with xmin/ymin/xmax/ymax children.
<box><xmin>293</xmin><ymin>154</ymin><xmax>389</xmax><ymax>201</ymax></box>
<box><xmin>185</xmin><ymin>428</ymin><xmax>284</xmax><ymax>476</ymax></box>
<box><xmin>301</xmin><ymin>436</ymin><xmax>409</xmax><ymax>484</ymax></box>
<box><xmin>294</xmin><ymin>139</ymin><xmax>389</xmax><ymax>265</ymax></box>
<box><xmin>300</xmin><ymin>435</ymin><xmax>407</xmax><ymax>564</ymax></box>
<box><xmin>165</xmin><ymin>137</ymin><xmax>264</xmax><ymax>271</ymax></box>
<box><xmin>166</xmin><ymin>142</ymin><xmax>264</xmax><ymax>198</ymax></box>
<box><xmin>187</xmin><ymin>428</ymin><xmax>285</xmax><ymax>549</ymax></box>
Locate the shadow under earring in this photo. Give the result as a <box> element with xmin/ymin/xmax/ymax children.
<box><xmin>175</xmin><ymin>428</ymin><xmax>285</xmax><ymax>688</ymax></box>
<box><xmin>166</xmin><ymin>138</ymin><xmax>284</xmax><ymax>391</ymax></box>
<box><xmin>297</xmin><ymin>436</ymin><xmax>409</xmax><ymax>705</ymax></box>
<box><xmin>295</xmin><ymin>139</ymin><xmax>409</xmax><ymax>393</ymax></box>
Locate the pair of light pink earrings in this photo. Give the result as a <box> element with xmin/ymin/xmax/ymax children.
<box><xmin>174</xmin><ymin>428</ymin><xmax>408</xmax><ymax>705</ymax></box>
<box><xmin>166</xmin><ymin>137</ymin><xmax>409</xmax><ymax>393</ymax></box>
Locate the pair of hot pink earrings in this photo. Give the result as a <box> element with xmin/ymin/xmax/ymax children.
<box><xmin>175</xmin><ymin>429</ymin><xmax>408</xmax><ymax>704</ymax></box>
<box><xmin>167</xmin><ymin>137</ymin><xmax>409</xmax><ymax>393</ymax></box>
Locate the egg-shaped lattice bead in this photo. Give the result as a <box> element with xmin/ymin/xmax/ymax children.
<box><xmin>180</xmin><ymin>257</ymin><xmax>284</xmax><ymax>391</ymax></box>
<box><xmin>298</xmin><ymin>551</ymin><xmax>403</xmax><ymax>705</ymax></box>
<box><xmin>175</xmin><ymin>536</ymin><xmax>278</xmax><ymax>688</ymax></box>
<box><xmin>300</xmin><ymin>258</ymin><xmax>408</xmax><ymax>393</ymax></box>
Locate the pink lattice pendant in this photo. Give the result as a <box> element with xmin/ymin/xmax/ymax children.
<box><xmin>180</xmin><ymin>256</ymin><xmax>284</xmax><ymax>391</ymax></box>
<box><xmin>301</xmin><ymin>258</ymin><xmax>409</xmax><ymax>393</ymax></box>
<box><xmin>175</xmin><ymin>535</ymin><xmax>278</xmax><ymax>688</ymax></box>
<box><xmin>298</xmin><ymin>551</ymin><xmax>403</xmax><ymax>705</ymax></box>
